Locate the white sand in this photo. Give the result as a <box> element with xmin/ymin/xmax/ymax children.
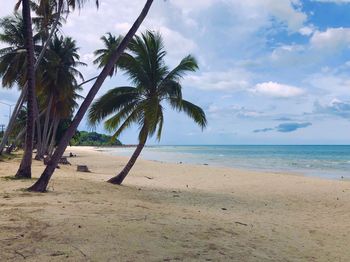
<box><xmin>0</xmin><ymin>146</ymin><xmax>349</xmax><ymax>261</ymax></box>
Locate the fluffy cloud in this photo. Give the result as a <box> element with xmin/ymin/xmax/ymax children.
<box><xmin>310</xmin><ymin>28</ymin><xmax>350</xmax><ymax>51</ymax></box>
<box><xmin>251</xmin><ymin>82</ymin><xmax>305</xmax><ymax>98</ymax></box>
<box><xmin>187</xmin><ymin>69</ymin><xmax>252</xmax><ymax>91</ymax></box>
<box><xmin>171</xmin><ymin>0</ymin><xmax>307</xmax><ymax>32</ymax></box>
<box><xmin>254</xmin><ymin>122</ymin><xmax>312</xmax><ymax>133</ymax></box>
<box><xmin>207</xmin><ymin>104</ymin><xmax>266</xmax><ymax>119</ymax></box>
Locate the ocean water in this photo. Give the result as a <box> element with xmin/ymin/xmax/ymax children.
<box><xmin>102</xmin><ymin>145</ymin><xmax>350</xmax><ymax>180</ymax></box>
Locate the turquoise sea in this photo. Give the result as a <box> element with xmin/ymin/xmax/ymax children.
<box><xmin>102</xmin><ymin>145</ymin><xmax>350</xmax><ymax>180</ymax></box>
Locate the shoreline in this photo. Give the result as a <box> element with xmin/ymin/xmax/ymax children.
<box><xmin>91</xmin><ymin>145</ymin><xmax>350</xmax><ymax>182</ymax></box>
<box><xmin>1</xmin><ymin>146</ymin><xmax>349</xmax><ymax>261</ymax></box>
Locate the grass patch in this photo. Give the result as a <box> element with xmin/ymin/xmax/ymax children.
<box><xmin>2</xmin><ymin>176</ymin><xmax>36</xmax><ymax>181</ymax></box>
<box><xmin>0</xmin><ymin>151</ymin><xmax>22</xmax><ymax>162</ymax></box>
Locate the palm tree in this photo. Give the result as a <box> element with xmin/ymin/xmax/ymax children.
<box><xmin>36</xmin><ymin>35</ymin><xmax>84</xmax><ymax>158</ymax></box>
<box><xmin>93</xmin><ymin>33</ymin><xmax>123</xmax><ymax>77</ymax></box>
<box><xmin>6</xmin><ymin>0</ymin><xmax>99</xmax><ymax>177</ymax></box>
<box><xmin>31</xmin><ymin>0</ymin><xmax>65</xmax><ymax>43</ymax></box>
<box><xmin>0</xmin><ymin>13</ymin><xmax>42</xmax><ymax>154</ymax></box>
<box><xmin>0</xmin><ymin>13</ymin><xmax>41</xmax><ymax>88</ymax></box>
<box><xmin>0</xmin><ymin>0</ymin><xmax>99</xmax><ymax>156</ymax></box>
<box><xmin>28</xmin><ymin>0</ymin><xmax>154</xmax><ymax>192</ymax></box>
<box><xmin>88</xmin><ymin>31</ymin><xmax>207</xmax><ymax>185</ymax></box>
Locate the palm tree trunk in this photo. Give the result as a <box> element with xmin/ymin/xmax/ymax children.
<box><xmin>34</xmin><ymin>100</ymin><xmax>42</xmax><ymax>159</ymax></box>
<box><xmin>15</xmin><ymin>0</ymin><xmax>37</xmax><ymax>179</ymax></box>
<box><xmin>28</xmin><ymin>0</ymin><xmax>154</xmax><ymax>192</ymax></box>
<box><xmin>48</xmin><ymin>118</ymin><xmax>59</xmax><ymax>156</ymax></box>
<box><xmin>43</xmin><ymin>120</ymin><xmax>55</xmax><ymax>155</ymax></box>
<box><xmin>0</xmin><ymin>0</ymin><xmax>64</xmax><ymax>156</ymax></box>
<box><xmin>37</xmin><ymin>95</ymin><xmax>53</xmax><ymax>157</ymax></box>
<box><xmin>12</xmin><ymin>108</ymin><xmax>46</xmax><ymax>155</ymax></box>
<box><xmin>108</xmin><ymin>141</ymin><xmax>146</xmax><ymax>185</ymax></box>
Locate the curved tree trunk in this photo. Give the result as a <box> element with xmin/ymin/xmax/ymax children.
<box><xmin>48</xmin><ymin>118</ymin><xmax>59</xmax><ymax>157</ymax></box>
<box><xmin>36</xmin><ymin>95</ymin><xmax>53</xmax><ymax>159</ymax></box>
<box><xmin>0</xmin><ymin>0</ymin><xmax>63</xmax><ymax>155</ymax></box>
<box><xmin>108</xmin><ymin>141</ymin><xmax>146</xmax><ymax>185</ymax></box>
<box><xmin>15</xmin><ymin>0</ymin><xmax>37</xmax><ymax>179</ymax></box>
<box><xmin>34</xmin><ymin>99</ymin><xmax>42</xmax><ymax>159</ymax></box>
<box><xmin>28</xmin><ymin>0</ymin><xmax>154</xmax><ymax>192</ymax></box>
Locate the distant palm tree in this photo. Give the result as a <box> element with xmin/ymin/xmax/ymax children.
<box><xmin>93</xmin><ymin>33</ymin><xmax>123</xmax><ymax>77</ymax></box>
<box><xmin>31</xmin><ymin>0</ymin><xmax>65</xmax><ymax>42</ymax></box>
<box><xmin>36</xmin><ymin>35</ymin><xmax>85</xmax><ymax>158</ymax></box>
<box><xmin>88</xmin><ymin>31</ymin><xmax>207</xmax><ymax>185</ymax></box>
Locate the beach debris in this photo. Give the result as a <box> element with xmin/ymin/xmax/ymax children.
<box><xmin>144</xmin><ymin>176</ymin><xmax>153</xmax><ymax>180</ymax></box>
<box><xmin>77</xmin><ymin>165</ymin><xmax>91</xmax><ymax>173</ymax></box>
<box><xmin>203</xmin><ymin>163</ymin><xmax>209</xmax><ymax>166</ymax></box>
<box><xmin>221</xmin><ymin>208</ymin><xmax>227</xmax><ymax>211</ymax></box>
<box><xmin>50</xmin><ymin>251</ymin><xmax>66</xmax><ymax>257</ymax></box>
<box><xmin>235</xmin><ymin>221</ymin><xmax>248</xmax><ymax>226</ymax></box>
<box><xmin>69</xmin><ymin>152</ymin><xmax>77</xmax><ymax>157</ymax></box>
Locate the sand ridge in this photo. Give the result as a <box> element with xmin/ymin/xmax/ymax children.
<box><xmin>0</xmin><ymin>146</ymin><xmax>349</xmax><ymax>261</ymax></box>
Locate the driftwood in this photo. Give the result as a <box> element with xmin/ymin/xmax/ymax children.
<box><xmin>77</xmin><ymin>165</ymin><xmax>90</xmax><ymax>173</ymax></box>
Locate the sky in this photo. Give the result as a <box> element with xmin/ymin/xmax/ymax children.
<box><xmin>1</xmin><ymin>0</ymin><xmax>350</xmax><ymax>145</ymax></box>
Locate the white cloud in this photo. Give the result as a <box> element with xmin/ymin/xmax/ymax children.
<box><xmin>305</xmin><ymin>71</ymin><xmax>350</xmax><ymax>97</ymax></box>
<box><xmin>299</xmin><ymin>26</ymin><xmax>316</xmax><ymax>36</ymax></box>
<box><xmin>311</xmin><ymin>28</ymin><xmax>350</xmax><ymax>51</ymax></box>
<box><xmin>186</xmin><ymin>69</ymin><xmax>252</xmax><ymax>91</ymax></box>
<box><xmin>170</xmin><ymin>0</ymin><xmax>307</xmax><ymax>32</ymax></box>
<box><xmin>313</xmin><ymin>0</ymin><xmax>350</xmax><ymax>3</ymax></box>
<box><xmin>169</xmin><ymin>0</ymin><xmax>215</xmax><ymax>12</ymax></box>
<box><xmin>252</xmin><ymin>82</ymin><xmax>305</xmax><ymax>98</ymax></box>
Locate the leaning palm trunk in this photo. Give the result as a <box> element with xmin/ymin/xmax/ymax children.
<box><xmin>108</xmin><ymin>140</ymin><xmax>146</xmax><ymax>185</ymax></box>
<box><xmin>43</xmin><ymin>117</ymin><xmax>55</xmax><ymax>154</ymax></box>
<box><xmin>48</xmin><ymin>118</ymin><xmax>59</xmax><ymax>156</ymax></box>
<box><xmin>34</xmin><ymin>101</ymin><xmax>43</xmax><ymax>159</ymax></box>
<box><xmin>28</xmin><ymin>0</ymin><xmax>154</xmax><ymax>192</ymax></box>
<box><xmin>36</xmin><ymin>95</ymin><xmax>53</xmax><ymax>158</ymax></box>
<box><xmin>0</xmin><ymin>0</ymin><xmax>64</xmax><ymax>155</ymax></box>
<box><xmin>15</xmin><ymin>0</ymin><xmax>37</xmax><ymax>179</ymax></box>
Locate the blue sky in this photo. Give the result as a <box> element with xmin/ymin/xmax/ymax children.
<box><xmin>1</xmin><ymin>0</ymin><xmax>350</xmax><ymax>145</ymax></box>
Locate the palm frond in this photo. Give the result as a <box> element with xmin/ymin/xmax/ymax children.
<box><xmin>88</xmin><ymin>86</ymin><xmax>138</xmax><ymax>125</ymax></box>
<box><xmin>170</xmin><ymin>99</ymin><xmax>207</xmax><ymax>129</ymax></box>
<box><xmin>162</xmin><ymin>55</ymin><xmax>198</xmax><ymax>83</ymax></box>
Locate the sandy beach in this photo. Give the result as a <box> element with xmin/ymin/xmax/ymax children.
<box><xmin>0</xmin><ymin>146</ymin><xmax>349</xmax><ymax>261</ymax></box>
